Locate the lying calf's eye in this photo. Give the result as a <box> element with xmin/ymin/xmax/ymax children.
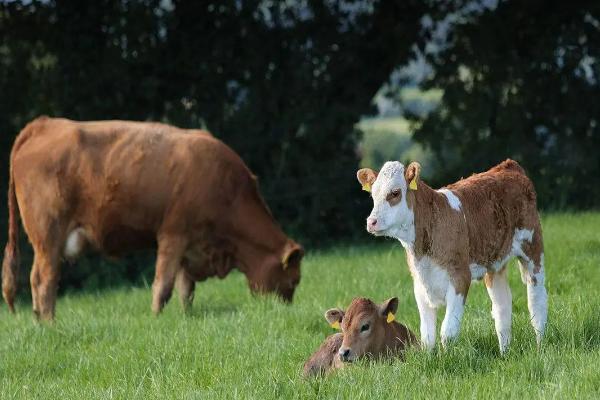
<box><xmin>360</xmin><ymin>323</ymin><xmax>370</xmax><ymax>332</ymax></box>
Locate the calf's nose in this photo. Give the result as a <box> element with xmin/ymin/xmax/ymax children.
<box><xmin>338</xmin><ymin>348</ymin><xmax>352</xmax><ymax>362</ymax></box>
<box><xmin>367</xmin><ymin>217</ymin><xmax>377</xmax><ymax>227</ymax></box>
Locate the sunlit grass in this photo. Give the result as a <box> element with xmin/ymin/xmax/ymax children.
<box><xmin>1</xmin><ymin>213</ymin><xmax>599</xmax><ymax>399</ymax></box>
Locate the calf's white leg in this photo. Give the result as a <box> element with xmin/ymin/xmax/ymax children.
<box><xmin>485</xmin><ymin>269</ymin><xmax>512</xmax><ymax>353</ymax></box>
<box><xmin>440</xmin><ymin>284</ymin><xmax>465</xmax><ymax>348</ymax></box>
<box><xmin>414</xmin><ymin>284</ymin><xmax>437</xmax><ymax>350</ymax></box>
<box><xmin>520</xmin><ymin>256</ymin><xmax>547</xmax><ymax>345</ymax></box>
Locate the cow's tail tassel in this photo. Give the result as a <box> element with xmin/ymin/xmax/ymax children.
<box><xmin>2</xmin><ymin>162</ymin><xmax>20</xmax><ymax>313</ymax></box>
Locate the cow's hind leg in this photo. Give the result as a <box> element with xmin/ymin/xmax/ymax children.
<box><xmin>31</xmin><ymin>248</ymin><xmax>61</xmax><ymax>321</ymax></box>
<box><xmin>152</xmin><ymin>236</ymin><xmax>187</xmax><ymax>314</ymax></box>
<box><xmin>519</xmin><ymin>228</ymin><xmax>547</xmax><ymax>345</ymax></box>
<box><xmin>175</xmin><ymin>268</ymin><xmax>195</xmax><ymax>311</ymax></box>
<box><xmin>30</xmin><ymin>258</ymin><xmax>41</xmax><ymax>318</ymax></box>
<box><xmin>485</xmin><ymin>267</ymin><xmax>512</xmax><ymax>353</ymax></box>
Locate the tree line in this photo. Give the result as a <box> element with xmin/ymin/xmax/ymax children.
<box><xmin>1</xmin><ymin>0</ymin><xmax>598</xmax><ymax>290</ymax></box>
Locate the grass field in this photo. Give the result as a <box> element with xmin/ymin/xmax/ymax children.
<box><xmin>1</xmin><ymin>213</ymin><xmax>600</xmax><ymax>399</ymax></box>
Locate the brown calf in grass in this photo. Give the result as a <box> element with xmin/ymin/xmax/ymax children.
<box><xmin>303</xmin><ymin>297</ymin><xmax>418</xmax><ymax>377</ymax></box>
<box><xmin>302</xmin><ymin>333</ymin><xmax>343</xmax><ymax>377</ymax></box>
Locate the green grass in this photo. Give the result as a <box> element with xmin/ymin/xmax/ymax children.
<box><xmin>1</xmin><ymin>213</ymin><xmax>600</xmax><ymax>399</ymax></box>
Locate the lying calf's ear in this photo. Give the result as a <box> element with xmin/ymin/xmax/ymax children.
<box><xmin>405</xmin><ymin>162</ymin><xmax>421</xmax><ymax>191</ymax></box>
<box><xmin>379</xmin><ymin>297</ymin><xmax>399</xmax><ymax>323</ymax></box>
<box><xmin>356</xmin><ymin>168</ymin><xmax>378</xmax><ymax>192</ymax></box>
<box><xmin>324</xmin><ymin>308</ymin><xmax>345</xmax><ymax>329</ymax></box>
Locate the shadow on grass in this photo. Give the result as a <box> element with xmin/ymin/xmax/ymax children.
<box><xmin>183</xmin><ymin>303</ymin><xmax>240</xmax><ymax>319</ymax></box>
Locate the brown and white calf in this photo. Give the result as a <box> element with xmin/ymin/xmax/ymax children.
<box><xmin>357</xmin><ymin>160</ymin><xmax>548</xmax><ymax>353</ymax></box>
<box><xmin>303</xmin><ymin>297</ymin><xmax>417</xmax><ymax>376</ymax></box>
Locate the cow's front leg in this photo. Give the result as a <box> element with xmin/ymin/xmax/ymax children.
<box><xmin>152</xmin><ymin>236</ymin><xmax>187</xmax><ymax>315</ymax></box>
<box><xmin>175</xmin><ymin>268</ymin><xmax>196</xmax><ymax>312</ymax></box>
<box><xmin>440</xmin><ymin>280</ymin><xmax>469</xmax><ymax>348</ymax></box>
<box><xmin>414</xmin><ymin>283</ymin><xmax>437</xmax><ymax>351</ymax></box>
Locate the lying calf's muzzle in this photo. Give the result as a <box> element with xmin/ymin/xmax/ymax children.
<box><xmin>338</xmin><ymin>347</ymin><xmax>354</xmax><ymax>363</ymax></box>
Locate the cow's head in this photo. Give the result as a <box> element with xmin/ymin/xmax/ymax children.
<box><xmin>247</xmin><ymin>240</ymin><xmax>304</xmax><ymax>302</ymax></box>
<box><xmin>325</xmin><ymin>297</ymin><xmax>399</xmax><ymax>363</ymax></box>
<box><xmin>357</xmin><ymin>161</ymin><xmax>421</xmax><ymax>242</ymax></box>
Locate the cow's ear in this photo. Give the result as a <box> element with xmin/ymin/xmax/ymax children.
<box><xmin>404</xmin><ymin>162</ymin><xmax>421</xmax><ymax>191</ymax></box>
<box><xmin>324</xmin><ymin>308</ymin><xmax>345</xmax><ymax>329</ymax></box>
<box><xmin>356</xmin><ymin>168</ymin><xmax>378</xmax><ymax>193</ymax></box>
<box><xmin>282</xmin><ymin>241</ymin><xmax>303</xmax><ymax>270</ymax></box>
<box><xmin>379</xmin><ymin>297</ymin><xmax>399</xmax><ymax>323</ymax></box>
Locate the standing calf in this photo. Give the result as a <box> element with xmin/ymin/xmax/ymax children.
<box><xmin>303</xmin><ymin>297</ymin><xmax>417</xmax><ymax>377</ymax></box>
<box><xmin>357</xmin><ymin>160</ymin><xmax>548</xmax><ymax>353</ymax></box>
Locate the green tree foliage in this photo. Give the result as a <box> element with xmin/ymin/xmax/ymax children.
<box><xmin>410</xmin><ymin>0</ymin><xmax>600</xmax><ymax>209</ymax></box>
<box><xmin>0</xmin><ymin>0</ymin><xmax>425</xmax><ymax>242</ymax></box>
<box><xmin>0</xmin><ymin>1</ymin><xmax>426</xmax><ymax>290</ymax></box>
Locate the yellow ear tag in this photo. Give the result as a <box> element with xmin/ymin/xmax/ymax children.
<box><xmin>409</xmin><ymin>179</ymin><xmax>418</xmax><ymax>191</ymax></box>
<box><xmin>362</xmin><ymin>182</ymin><xmax>371</xmax><ymax>193</ymax></box>
<box><xmin>331</xmin><ymin>321</ymin><xmax>341</xmax><ymax>330</ymax></box>
<box><xmin>386</xmin><ymin>312</ymin><xmax>395</xmax><ymax>324</ymax></box>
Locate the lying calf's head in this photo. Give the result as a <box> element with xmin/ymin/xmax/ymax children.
<box><xmin>325</xmin><ymin>297</ymin><xmax>399</xmax><ymax>363</ymax></box>
<box><xmin>356</xmin><ymin>161</ymin><xmax>421</xmax><ymax>240</ymax></box>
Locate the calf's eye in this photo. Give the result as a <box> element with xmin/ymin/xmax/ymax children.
<box><xmin>360</xmin><ymin>323</ymin><xmax>370</xmax><ymax>332</ymax></box>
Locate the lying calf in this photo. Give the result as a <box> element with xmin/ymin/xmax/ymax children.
<box><xmin>302</xmin><ymin>332</ymin><xmax>343</xmax><ymax>377</ymax></box>
<box><xmin>303</xmin><ymin>297</ymin><xmax>418</xmax><ymax>377</ymax></box>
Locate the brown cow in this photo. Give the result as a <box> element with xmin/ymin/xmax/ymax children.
<box><xmin>357</xmin><ymin>159</ymin><xmax>547</xmax><ymax>353</ymax></box>
<box><xmin>303</xmin><ymin>297</ymin><xmax>418</xmax><ymax>377</ymax></box>
<box><xmin>2</xmin><ymin>116</ymin><xmax>303</xmax><ymax>320</ymax></box>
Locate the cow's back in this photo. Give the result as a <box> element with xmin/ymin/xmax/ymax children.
<box><xmin>11</xmin><ymin>117</ymin><xmax>246</xmax><ymax>254</ymax></box>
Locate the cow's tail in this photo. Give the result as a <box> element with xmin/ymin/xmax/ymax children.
<box><xmin>2</xmin><ymin>145</ymin><xmax>20</xmax><ymax>313</ymax></box>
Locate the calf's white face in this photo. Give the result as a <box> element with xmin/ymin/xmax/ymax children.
<box><xmin>357</xmin><ymin>161</ymin><xmax>420</xmax><ymax>243</ymax></box>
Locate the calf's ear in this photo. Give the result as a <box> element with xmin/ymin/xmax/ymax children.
<box><xmin>356</xmin><ymin>168</ymin><xmax>378</xmax><ymax>192</ymax></box>
<box><xmin>379</xmin><ymin>297</ymin><xmax>399</xmax><ymax>322</ymax></box>
<box><xmin>324</xmin><ymin>308</ymin><xmax>345</xmax><ymax>329</ymax></box>
<box><xmin>404</xmin><ymin>162</ymin><xmax>421</xmax><ymax>191</ymax></box>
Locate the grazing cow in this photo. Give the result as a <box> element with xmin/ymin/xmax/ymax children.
<box><xmin>303</xmin><ymin>297</ymin><xmax>417</xmax><ymax>377</ymax></box>
<box><xmin>2</xmin><ymin>117</ymin><xmax>303</xmax><ymax>320</ymax></box>
<box><xmin>357</xmin><ymin>160</ymin><xmax>548</xmax><ymax>353</ymax></box>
